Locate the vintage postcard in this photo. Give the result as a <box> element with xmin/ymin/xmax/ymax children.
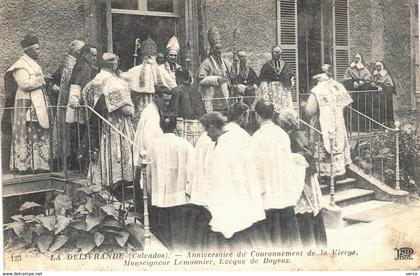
<box><xmin>1</xmin><ymin>0</ymin><xmax>419</xmax><ymax>273</ymax></box>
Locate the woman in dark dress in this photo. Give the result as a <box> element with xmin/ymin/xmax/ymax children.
<box><xmin>370</xmin><ymin>61</ymin><xmax>396</xmax><ymax>127</ymax></box>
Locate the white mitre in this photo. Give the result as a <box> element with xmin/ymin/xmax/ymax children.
<box><xmin>166</xmin><ymin>36</ymin><xmax>180</xmax><ymax>55</ymax></box>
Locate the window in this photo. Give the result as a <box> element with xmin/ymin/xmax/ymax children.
<box><xmin>111</xmin><ymin>0</ymin><xmax>179</xmax><ymax>16</ymax></box>
<box><xmin>111</xmin><ymin>0</ymin><xmax>138</xmax><ymax>10</ymax></box>
<box><xmin>147</xmin><ymin>0</ymin><xmax>174</xmax><ymax>12</ymax></box>
<box><xmin>112</xmin><ymin>13</ymin><xmax>178</xmax><ymax>71</ymax></box>
<box><xmin>107</xmin><ymin>0</ymin><xmax>184</xmax><ymax>70</ymax></box>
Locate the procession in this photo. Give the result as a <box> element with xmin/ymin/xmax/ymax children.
<box><xmin>0</xmin><ymin>0</ymin><xmax>420</xmax><ymax>268</ymax></box>
<box><xmin>4</xmin><ymin>24</ymin><xmax>377</xmax><ymax>251</ymax></box>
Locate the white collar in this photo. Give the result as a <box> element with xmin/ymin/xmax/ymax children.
<box><xmin>227</xmin><ymin>121</ymin><xmax>241</xmax><ymax>129</ymax></box>
<box><xmin>68</xmin><ymin>55</ymin><xmax>77</xmax><ymax>62</ymax></box>
<box><xmin>22</xmin><ymin>53</ymin><xmax>40</xmax><ymax>66</ymax></box>
<box><xmin>99</xmin><ymin>69</ymin><xmax>114</xmax><ymax>76</ymax></box>
<box><xmin>260</xmin><ymin>120</ymin><xmax>273</xmax><ymax>127</ymax></box>
<box><xmin>373</xmin><ymin>69</ymin><xmax>388</xmax><ymax>77</ymax></box>
<box><xmin>350</xmin><ymin>62</ymin><xmax>365</xmax><ymax>70</ymax></box>
<box><xmin>313</xmin><ymin>73</ymin><xmax>330</xmax><ymax>82</ymax></box>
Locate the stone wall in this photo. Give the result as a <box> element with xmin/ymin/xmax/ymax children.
<box><xmin>349</xmin><ymin>0</ymin><xmax>376</xmax><ymax>63</ymax></box>
<box><xmin>349</xmin><ymin>0</ymin><xmax>413</xmax><ymax>111</ymax></box>
<box><xmin>201</xmin><ymin>0</ymin><xmax>277</xmax><ymax>73</ymax></box>
<box><xmin>0</xmin><ymin>0</ymin><xmax>415</xmax><ymax>112</ymax></box>
<box><xmin>0</xmin><ymin>0</ymin><xmax>92</xmax><ymax>109</ymax></box>
<box><xmin>383</xmin><ymin>0</ymin><xmax>412</xmax><ymax>111</ymax></box>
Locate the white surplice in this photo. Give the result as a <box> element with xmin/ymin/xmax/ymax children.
<box><xmin>188</xmin><ymin>132</ymin><xmax>215</xmax><ymax>208</ymax></box>
<box><xmin>121</xmin><ymin>57</ymin><xmax>177</xmax><ymax>94</ymax></box>
<box><xmin>149</xmin><ymin>133</ymin><xmax>195</xmax><ymax>208</ymax></box>
<box><xmin>7</xmin><ymin>54</ymin><xmax>49</xmax><ymax>128</ymax></box>
<box><xmin>133</xmin><ymin>102</ymin><xmax>163</xmax><ymax>165</ymax></box>
<box><xmin>207</xmin><ymin>122</ymin><xmax>266</xmax><ymax>239</ymax></box>
<box><xmin>250</xmin><ymin>121</ymin><xmax>306</xmax><ymax>210</ymax></box>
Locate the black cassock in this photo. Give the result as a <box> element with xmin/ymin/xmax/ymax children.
<box><xmin>232</xmin><ymin>65</ymin><xmax>260</xmax><ymax>134</ymax></box>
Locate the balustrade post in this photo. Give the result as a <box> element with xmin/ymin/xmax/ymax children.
<box><xmin>329</xmin><ymin>129</ymin><xmax>336</xmax><ymax>207</ymax></box>
<box><xmin>141</xmin><ymin>152</ymin><xmax>151</xmax><ymax>245</ymax></box>
<box><xmin>76</xmin><ymin>107</ymin><xmax>82</xmax><ymax>179</ymax></box>
<box><xmin>394</xmin><ymin>121</ymin><xmax>401</xmax><ymax>191</ymax></box>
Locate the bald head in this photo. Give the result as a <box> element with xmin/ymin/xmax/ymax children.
<box><xmin>101</xmin><ymin>53</ymin><xmax>119</xmax><ymax>71</ymax></box>
<box><xmin>200</xmin><ymin>112</ymin><xmax>227</xmax><ymax>141</ymax></box>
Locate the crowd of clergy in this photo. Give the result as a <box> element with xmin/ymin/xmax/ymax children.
<box><xmin>6</xmin><ymin>25</ymin><xmax>383</xmax><ymax>250</ymax></box>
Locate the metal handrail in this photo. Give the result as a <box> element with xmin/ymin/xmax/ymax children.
<box><xmin>344</xmin><ymin>105</ymin><xmax>401</xmax><ymax>190</ymax></box>
<box><xmin>298</xmin><ymin>118</ymin><xmax>323</xmax><ymax>136</ymax></box>
<box><xmin>345</xmin><ymin>106</ymin><xmax>396</xmax><ymax>132</ymax></box>
<box><xmin>0</xmin><ymin>104</ymin><xmax>144</xmax><ymax>156</ymax></box>
<box><xmin>345</xmin><ymin>89</ymin><xmax>382</xmax><ymax>94</ymax></box>
<box><xmin>2</xmin><ymin>104</ymin><xmax>152</xmax><ymax>243</ymax></box>
<box><xmin>83</xmin><ymin>105</ymin><xmax>143</xmax><ymax>154</ymax></box>
<box><xmin>300</xmin><ymin>89</ymin><xmax>381</xmax><ymax>97</ymax></box>
<box><xmin>84</xmin><ymin>105</ymin><xmax>152</xmax><ymax>240</ymax></box>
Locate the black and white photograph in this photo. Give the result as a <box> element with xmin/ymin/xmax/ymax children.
<box><xmin>0</xmin><ymin>0</ymin><xmax>419</xmax><ymax>272</ymax></box>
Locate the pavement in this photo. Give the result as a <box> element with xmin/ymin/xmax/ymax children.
<box><xmin>323</xmin><ymin>200</ymin><xmax>420</xmax><ymax>270</ymax></box>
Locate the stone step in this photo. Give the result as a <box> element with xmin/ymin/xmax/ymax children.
<box><xmin>323</xmin><ymin>188</ymin><xmax>375</xmax><ymax>207</ymax></box>
<box><xmin>321</xmin><ymin>178</ymin><xmax>356</xmax><ymax>195</ymax></box>
<box><xmin>70</xmin><ymin>178</ymin><xmax>91</xmax><ymax>186</ymax></box>
<box><xmin>342</xmin><ymin>200</ymin><xmax>394</xmax><ymax>219</ymax></box>
<box><xmin>343</xmin><ymin>202</ymin><xmax>419</xmax><ymax>223</ymax></box>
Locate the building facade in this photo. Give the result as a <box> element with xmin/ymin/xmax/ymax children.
<box><xmin>0</xmin><ymin>0</ymin><xmax>418</xmax><ymax>113</ymax></box>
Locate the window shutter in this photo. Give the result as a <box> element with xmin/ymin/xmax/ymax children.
<box><xmin>277</xmin><ymin>0</ymin><xmax>299</xmax><ymax>103</ymax></box>
<box><xmin>332</xmin><ymin>0</ymin><xmax>350</xmax><ymax>81</ymax></box>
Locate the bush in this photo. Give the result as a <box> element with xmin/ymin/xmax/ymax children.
<box><xmin>351</xmin><ymin>116</ymin><xmax>419</xmax><ymax>199</ymax></box>
<box><xmin>4</xmin><ymin>185</ymin><xmax>144</xmax><ymax>254</ymax></box>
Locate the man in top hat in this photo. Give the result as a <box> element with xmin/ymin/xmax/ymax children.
<box><xmin>162</xmin><ymin>36</ymin><xmax>182</xmax><ymax>82</ymax></box>
<box><xmin>198</xmin><ymin>27</ymin><xmax>232</xmax><ymax>114</ymax></box>
<box><xmin>4</xmin><ymin>34</ymin><xmax>50</xmax><ymax>172</ymax></box>
<box><xmin>121</xmin><ymin>36</ymin><xmax>177</xmax><ymax>129</ymax></box>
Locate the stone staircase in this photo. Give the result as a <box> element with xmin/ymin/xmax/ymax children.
<box><xmin>321</xmin><ymin>178</ymin><xmax>375</xmax><ymax>208</ymax></box>
<box><xmin>320</xmin><ymin>172</ymin><xmax>411</xmax><ymax>228</ymax></box>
